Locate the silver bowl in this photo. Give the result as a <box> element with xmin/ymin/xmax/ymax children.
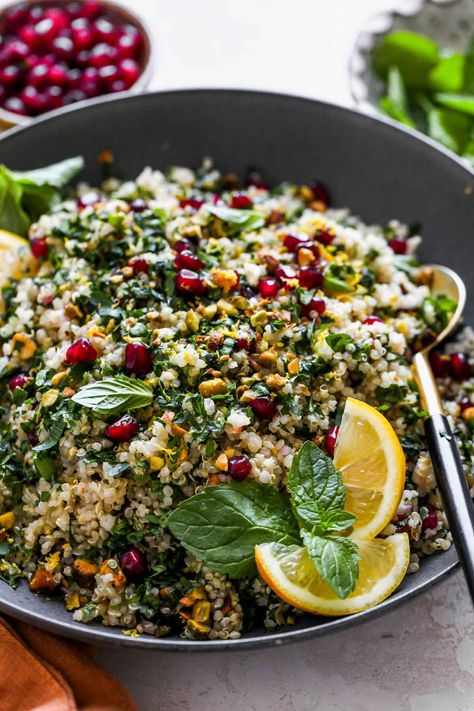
<box><xmin>0</xmin><ymin>0</ymin><xmax>154</xmax><ymax>130</ymax></box>
<box><xmin>349</xmin><ymin>0</ymin><xmax>474</xmax><ymax>115</ymax></box>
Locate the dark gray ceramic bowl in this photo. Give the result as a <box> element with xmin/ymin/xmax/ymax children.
<box><xmin>0</xmin><ymin>89</ymin><xmax>473</xmax><ymax>650</ymax></box>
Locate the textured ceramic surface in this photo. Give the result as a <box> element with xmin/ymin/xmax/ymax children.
<box><xmin>0</xmin><ymin>89</ymin><xmax>472</xmax><ymax>650</ymax></box>
<box><xmin>349</xmin><ymin>0</ymin><xmax>474</xmax><ymax>115</ymax></box>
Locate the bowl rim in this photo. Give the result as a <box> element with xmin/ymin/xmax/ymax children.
<box><xmin>0</xmin><ymin>0</ymin><xmax>155</xmax><ymax>129</ymax></box>
<box><xmin>0</xmin><ymin>87</ymin><xmax>471</xmax><ymax>651</ymax></box>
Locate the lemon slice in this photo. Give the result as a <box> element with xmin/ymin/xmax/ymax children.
<box><xmin>334</xmin><ymin>397</ymin><xmax>406</xmax><ymax>541</ymax></box>
<box><xmin>255</xmin><ymin>533</ymin><xmax>409</xmax><ymax>616</ymax></box>
<box><xmin>0</xmin><ymin>229</ymin><xmax>32</xmax><ymax>285</ymax></box>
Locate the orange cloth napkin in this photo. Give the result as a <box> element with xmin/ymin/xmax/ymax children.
<box><xmin>0</xmin><ymin>617</ymin><xmax>138</xmax><ymax>711</ymax></box>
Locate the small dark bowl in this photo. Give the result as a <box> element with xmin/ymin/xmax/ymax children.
<box><xmin>0</xmin><ymin>0</ymin><xmax>154</xmax><ymax>129</ymax></box>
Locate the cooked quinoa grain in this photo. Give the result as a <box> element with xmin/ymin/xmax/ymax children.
<box><xmin>0</xmin><ymin>160</ymin><xmax>472</xmax><ymax>640</ymax></box>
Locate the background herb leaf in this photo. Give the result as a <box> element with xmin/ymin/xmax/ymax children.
<box><xmin>207</xmin><ymin>206</ymin><xmax>265</xmax><ymax>233</ymax></box>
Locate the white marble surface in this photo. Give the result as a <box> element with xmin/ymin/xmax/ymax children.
<box><xmin>90</xmin><ymin>0</ymin><xmax>474</xmax><ymax>708</ymax></box>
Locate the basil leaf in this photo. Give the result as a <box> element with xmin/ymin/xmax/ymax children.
<box><xmin>72</xmin><ymin>375</ymin><xmax>153</xmax><ymax>415</ymax></box>
<box><xmin>428</xmin><ymin>54</ymin><xmax>465</xmax><ymax>93</ymax></box>
<box><xmin>33</xmin><ymin>417</ymin><xmax>66</xmax><ymax>452</ymax></box>
<box><xmin>379</xmin><ymin>66</ymin><xmax>415</xmax><ymax>128</ymax></box>
<box><xmin>434</xmin><ymin>93</ymin><xmax>474</xmax><ymax>116</ymax></box>
<box><xmin>372</xmin><ymin>30</ymin><xmax>439</xmax><ymax>89</ymax></box>
<box><xmin>207</xmin><ymin>206</ymin><xmax>265</xmax><ymax>233</ymax></box>
<box><xmin>0</xmin><ymin>167</ymin><xmax>30</xmax><ymax>236</ymax></box>
<box><xmin>303</xmin><ymin>531</ymin><xmax>359</xmax><ymax>599</ymax></box>
<box><xmin>0</xmin><ymin>157</ymin><xmax>84</xmax><ymax>236</ymax></box>
<box><xmin>288</xmin><ymin>441</ymin><xmax>346</xmax><ymax>515</ymax></box>
<box><xmin>11</xmin><ymin>156</ymin><xmax>84</xmax><ymax>188</ymax></box>
<box><xmin>296</xmin><ymin>504</ymin><xmax>356</xmax><ymax>533</ymax></box>
<box><xmin>325</xmin><ymin>333</ymin><xmax>353</xmax><ymax>353</ymax></box>
<box><xmin>166</xmin><ymin>481</ymin><xmax>300</xmax><ymax>578</ymax></box>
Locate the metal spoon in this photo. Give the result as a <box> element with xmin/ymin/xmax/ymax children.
<box><xmin>413</xmin><ymin>264</ymin><xmax>474</xmax><ymax>604</ymax></box>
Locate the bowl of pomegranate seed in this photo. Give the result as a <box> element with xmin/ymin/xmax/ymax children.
<box><xmin>0</xmin><ymin>0</ymin><xmax>154</xmax><ymax>128</ymax></box>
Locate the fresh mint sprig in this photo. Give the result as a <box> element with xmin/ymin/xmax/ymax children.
<box><xmin>166</xmin><ymin>440</ymin><xmax>358</xmax><ymax>598</ymax></box>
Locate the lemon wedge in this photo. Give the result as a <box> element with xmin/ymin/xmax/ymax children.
<box><xmin>255</xmin><ymin>533</ymin><xmax>410</xmax><ymax>616</ymax></box>
<box><xmin>334</xmin><ymin>397</ymin><xmax>406</xmax><ymax>541</ymax></box>
<box><xmin>0</xmin><ymin>229</ymin><xmax>33</xmax><ymax>285</ymax></box>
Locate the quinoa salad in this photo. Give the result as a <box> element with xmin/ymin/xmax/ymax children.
<box><xmin>0</xmin><ymin>159</ymin><xmax>472</xmax><ymax>641</ymax></box>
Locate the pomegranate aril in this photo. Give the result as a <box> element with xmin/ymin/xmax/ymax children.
<box><xmin>363</xmin><ymin>316</ymin><xmax>384</xmax><ymax>325</ymax></box>
<box><xmin>117</xmin><ymin>32</ymin><xmax>141</xmax><ymax>59</ymax></box>
<box><xmin>422</xmin><ymin>511</ymin><xmax>438</xmax><ymax>530</ymax></box>
<box><xmin>9</xmin><ymin>374</ymin><xmax>29</xmax><ymax>391</ymax></box>
<box><xmin>119</xmin><ymin>58</ymin><xmax>140</xmax><ymax>87</ymax></box>
<box><xmin>451</xmin><ymin>352</ymin><xmax>471</xmax><ymax>380</ymax></box>
<box><xmin>275</xmin><ymin>265</ymin><xmax>297</xmax><ymax>283</ymax></box>
<box><xmin>283</xmin><ymin>233</ymin><xmax>307</xmax><ymax>252</ymax></box>
<box><xmin>65</xmin><ymin>338</ymin><xmax>97</xmax><ymax>364</ymax></box>
<box><xmin>174</xmin><ymin>250</ymin><xmax>204</xmax><ymax>271</ymax></box>
<box><xmin>228</xmin><ymin>455</ymin><xmax>252</xmax><ymax>481</ymax></box>
<box><xmin>20</xmin><ymin>86</ymin><xmax>46</xmax><ymax>113</ymax></box>
<box><xmin>309</xmin><ymin>180</ymin><xmax>329</xmax><ymax>205</ymax></box>
<box><xmin>315</xmin><ymin>229</ymin><xmax>334</xmax><ymax>246</ymax></box>
<box><xmin>3</xmin><ymin>96</ymin><xmax>26</xmax><ymax>115</ymax></box>
<box><xmin>300</xmin><ymin>297</ymin><xmax>326</xmax><ymax>318</ymax></box>
<box><xmin>89</xmin><ymin>43</ymin><xmax>118</xmax><ymax>68</ymax></box>
<box><xmin>75</xmin><ymin>49</ymin><xmax>90</xmax><ymax>67</ymax></box>
<box><xmin>298</xmin><ymin>266</ymin><xmax>323</xmax><ymax>289</ymax></box>
<box><xmin>234</xmin><ymin>336</ymin><xmax>256</xmax><ymax>352</ymax></box>
<box><xmin>63</xmin><ymin>89</ymin><xmax>87</xmax><ymax>105</ymax></box>
<box><xmin>249</xmin><ymin>397</ymin><xmax>277</xmax><ymax>420</ymax></box>
<box><xmin>230</xmin><ymin>193</ymin><xmax>252</xmax><ymax>209</ymax></box>
<box><xmin>34</xmin><ymin>18</ymin><xmax>61</xmax><ymax>47</ymax></box>
<box><xmin>429</xmin><ymin>352</ymin><xmax>451</xmax><ymax>378</ymax></box>
<box><xmin>51</xmin><ymin>35</ymin><xmax>74</xmax><ymax>60</ymax></box>
<box><xmin>4</xmin><ymin>3</ymin><xmax>30</xmax><ymax>33</ymax></box>
<box><xmin>106</xmin><ymin>414</ymin><xmax>140</xmax><ymax>442</ymax></box>
<box><xmin>119</xmin><ymin>547</ymin><xmax>148</xmax><ymax>580</ymax></box>
<box><xmin>124</xmin><ymin>342</ymin><xmax>153</xmax><ymax>376</ymax></box>
<box><xmin>31</xmin><ymin>238</ymin><xmax>48</xmax><ymax>259</ymax></box>
<box><xmin>18</xmin><ymin>25</ymin><xmax>37</xmax><ymax>49</ymax></box>
<box><xmin>2</xmin><ymin>39</ymin><xmax>29</xmax><ymax>63</ymax></box>
<box><xmin>47</xmin><ymin>64</ymin><xmax>68</xmax><ymax>86</ymax></box>
<box><xmin>179</xmin><ymin>197</ymin><xmax>204</xmax><ymax>211</ymax></box>
<box><xmin>77</xmin><ymin>78</ymin><xmax>99</xmax><ymax>98</ymax></box>
<box><xmin>175</xmin><ymin>269</ymin><xmax>206</xmax><ymax>297</ymax></box>
<box><xmin>44</xmin><ymin>86</ymin><xmax>64</xmax><ymax>110</ymax></box>
<box><xmin>459</xmin><ymin>397</ymin><xmax>472</xmax><ymax>412</ymax></box>
<box><xmin>388</xmin><ymin>237</ymin><xmax>407</xmax><ymax>255</ymax></box>
<box><xmin>43</xmin><ymin>8</ymin><xmax>68</xmax><ymax>33</ymax></box>
<box><xmin>94</xmin><ymin>18</ymin><xmax>118</xmax><ymax>43</ymax></box>
<box><xmin>174</xmin><ymin>239</ymin><xmax>195</xmax><ymax>253</ymax></box>
<box><xmin>72</xmin><ymin>26</ymin><xmax>94</xmax><ymax>50</ymax></box>
<box><xmin>129</xmin><ymin>257</ymin><xmax>149</xmax><ymax>274</ymax></box>
<box><xmin>78</xmin><ymin>1</ymin><xmax>102</xmax><ymax>21</ymax></box>
<box><xmin>110</xmin><ymin>79</ymin><xmax>127</xmax><ymax>93</ymax></box>
<box><xmin>0</xmin><ymin>65</ymin><xmax>22</xmax><ymax>85</ymax></box>
<box><xmin>258</xmin><ymin>277</ymin><xmax>278</xmax><ymax>298</ymax></box>
<box><xmin>324</xmin><ymin>425</ymin><xmax>339</xmax><ymax>457</ymax></box>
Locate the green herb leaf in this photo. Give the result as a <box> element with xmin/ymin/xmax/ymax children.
<box><xmin>33</xmin><ymin>417</ymin><xmax>66</xmax><ymax>452</ymax></box>
<box><xmin>0</xmin><ymin>157</ymin><xmax>84</xmax><ymax>236</ymax></box>
<box><xmin>428</xmin><ymin>54</ymin><xmax>465</xmax><ymax>93</ymax></box>
<box><xmin>106</xmin><ymin>462</ymin><xmax>132</xmax><ymax>478</ymax></box>
<box><xmin>288</xmin><ymin>441</ymin><xmax>346</xmax><ymax>515</ymax></box>
<box><xmin>302</xmin><ymin>531</ymin><xmax>359</xmax><ymax>599</ymax></box>
<box><xmin>434</xmin><ymin>92</ymin><xmax>474</xmax><ymax>116</ymax></box>
<box><xmin>296</xmin><ymin>503</ymin><xmax>356</xmax><ymax>533</ymax></box>
<box><xmin>207</xmin><ymin>206</ymin><xmax>265</xmax><ymax>233</ymax></box>
<box><xmin>426</xmin><ymin>107</ymin><xmax>471</xmax><ymax>153</ymax></box>
<box><xmin>372</xmin><ymin>30</ymin><xmax>439</xmax><ymax>89</ymax></box>
<box><xmin>322</xmin><ymin>274</ymin><xmax>351</xmax><ymax>294</ymax></box>
<box><xmin>325</xmin><ymin>333</ymin><xmax>354</xmax><ymax>353</ymax></box>
<box><xmin>463</xmin><ymin>33</ymin><xmax>474</xmax><ymax>93</ymax></box>
<box><xmin>71</xmin><ymin>375</ymin><xmax>153</xmax><ymax>416</ymax></box>
<box><xmin>375</xmin><ymin>383</ymin><xmax>408</xmax><ymax>405</ymax></box>
<box><xmin>166</xmin><ymin>481</ymin><xmax>300</xmax><ymax>578</ymax></box>
<box><xmin>379</xmin><ymin>66</ymin><xmax>415</xmax><ymax>127</ymax></box>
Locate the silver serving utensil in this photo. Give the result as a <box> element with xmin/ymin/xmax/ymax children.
<box><xmin>413</xmin><ymin>264</ymin><xmax>474</xmax><ymax>604</ymax></box>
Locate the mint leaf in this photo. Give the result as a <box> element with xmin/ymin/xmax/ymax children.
<box><xmin>166</xmin><ymin>481</ymin><xmax>299</xmax><ymax>578</ymax></box>
<box><xmin>372</xmin><ymin>30</ymin><xmax>439</xmax><ymax>89</ymax></box>
<box><xmin>426</xmin><ymin>107</ymin><xmax>471</xmax><ymax>154</ymax></box>
<box><xmin>303</xmin><ymin>531</ymin><xmax>359</xmax><ymax>599</ymax></box>
<box><xmin>428</xmin><ymin>54</ymin><xmax>465</xmax><ymax>93</ymax></box>
<box><xmin>296</xmin><ymin>504</ymin><xmax>356</xmax><ymax>533</ymax></box>
<box><xmin>72</xmin><ymin>375</ymin><xmax>153</xmax><ymax>415</ymax></box>
<box><xmin>207</xmin><ymin>206</ymin><xmax>265</xmax><ymax>233</ymax></box>
<box><xmin>288</xmin><ymin>441</ymin><xmax>346</xmax><ymax>516</ymax></box>
<box><xmin>434</xmin><ymin>93</ymin><xmax>474</xmax><ymax>117</ymax></box>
